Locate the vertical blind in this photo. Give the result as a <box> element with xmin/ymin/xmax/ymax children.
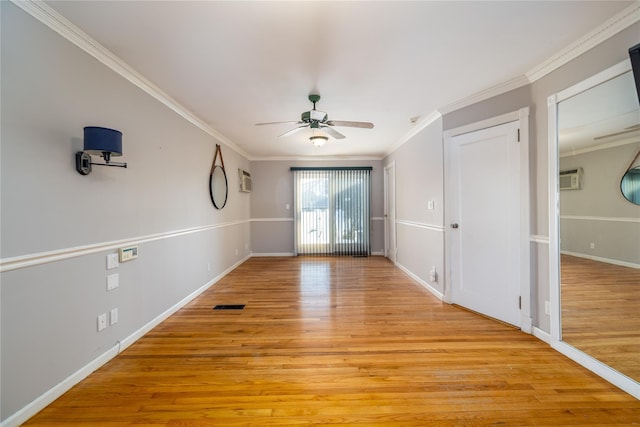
<box><xmin>292</xmin><ymin>167</ymin><xmax>371</xmax><ymax>256</ymax></box>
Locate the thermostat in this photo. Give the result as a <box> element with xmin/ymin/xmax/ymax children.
<box><xmin>118</xmin><ymin>245</ymin><xmax>138</xmax><ymax>262</ymax></box>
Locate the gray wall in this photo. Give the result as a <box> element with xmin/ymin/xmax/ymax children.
<box><xmin>249</xmin><ymin>160</ymin><xmax>384</xmax><ymax>255</ymax></box>
<box><xmin>384</xmin><ymin>119</ymin><xmax>445</xmax><ymax>295</ymax></box>
<box><xmin>560</xmin><ymin>142</ymin><xmax>640</xmax><ymax>265</ymax></box>
<box><xmin>384</xmin><ymin>22</ymin><xmax>640</xmax><ymax>333</ymax></box>
<box><xmin>1</xmin><ymin>3</ymin><xmax>250</xmax><ymax>421</ymax></box>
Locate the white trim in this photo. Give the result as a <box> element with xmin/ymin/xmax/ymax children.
<box><xmin>9</xmin><ymin>0</ymin><xmax>248</xmax><ymax>159</ymax></box>
<box><xmin>527</xmin><ymin>3</ymin><xmax>640</xmax><ymax>83</ymax></box>
<box><xmin>395</xmin><ymin>262</ymin><xmax>444</xmax><ymax>301</ymax></box>
<box><xmin>561</xmin><ymin>250</ymin><xmax>640</xmax><ymax>270</ymax></box>
<box><xmin>371</xmin><ymin>217</ymin><xmax>385</xmax><ymax>221</ymax></box>
<box><xmin>431</xmin><ymin>3</ymin><xmax>638</xmax><ymax>122</ymax></box>
<box><xmin>533</xmin><ymin>327</ymin><xmax>552</xmax><ymax>345</ymax></box>
<box><xmin>560</xmin><ymin>137</ymin><xmax>640</xmax><ymax>158</ymax></box>
<box><xmin>439</xmin><ymin>75</ymin><xmax>530</xmax><ymax>116</ymax></box>
<box><xmin>396</xmin><ymin>220</ymin><xmax>445</xmax><ymax>233</ymax></box>
<box><xmin>530</xmin><ymin>235</ymin><xmax>550</xmax><ymax>244</ymax></box>
<box><xmin>250</xmin><ymin>252</ymin><xmax>295</xmax><ymax>257</ymax></box>
<box><xmin>0</xmin><ymin>220</ymin><xmax>250</xmax><ymax>273</ymax></box>
<box><xmin>371</xmin><ymin>251</ymin><xmax>385</xmax><ymax>256</ymax></box>
<box><xmin>248</xmin><ymin>155</ymin><xmax>384</xmax><ymax>161</ymax></box>
<box><xmin>548</xmin><ymin>60</ymin><xmax>640</xmax><ymax>398</ymax></box>
<box><xmin>560</xmin><ymin>215</ymin><xmax>640</xmax><ymax>223</ymax></box>
<box><xmin>1</xmin><ymin>343</ymin><xmax>119</xmax><ymax>427</ymax></box>
<box><xmin>443</xmin><ymin>108</ymin><xmax>530</xmax><ymax>331</ymax></box>
<box><xmin>384</xmin><ymin>110</ymin><xmax>442</xmax><ymax>156</ymax></box>
<box><xmin>250</xmin><ymin>217</ymin><xmax>294</xmax><ymax>222</ymax></box>
<box><xmin>550</xmin><ymin>340</ymin><xmax>640</xmax><ymax>399</ymax></box>
<box><xmin>556</xmin><ymin>59</ymin><xmax>631</xmax><ymax>103</ymax></box>
<box><xmin>446</xmin><ymin>110</ymin><xmax>521</xmax><ymax>138</ymax></box>
<box><xmin>0</xmin><ymin>254</ymin><xmax>250</xmax><ymax>427</ymax></box>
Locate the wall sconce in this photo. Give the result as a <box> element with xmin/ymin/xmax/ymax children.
<box><xmin>75</xmin><ymin>126</ymin><xmax>127</xmax><ymax>175</ymax></box>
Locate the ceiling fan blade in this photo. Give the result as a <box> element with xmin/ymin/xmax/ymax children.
<box><xmin>326</xmin><ymin>120</ymin><xmax>374</xmax><ymax>129</ymax></box>
<box><xmin>320</xmin><ymin>125</ymin><xmax>346</xmax><ymax>139</ymax></box>
<box><xmin>279</xmin><ymin>125</ymin><xmax>309</xmax><ymax>138</ymax></box>
<box><xmin>255</xmin><ymin>121</ymin><xmax>302</xmax><ymax>126</ymax></box>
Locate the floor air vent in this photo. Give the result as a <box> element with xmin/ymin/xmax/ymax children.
<box><xmin>213</xmin><ymin>304</ymin><xmax>245</xmax><ymax>310</ymax></box>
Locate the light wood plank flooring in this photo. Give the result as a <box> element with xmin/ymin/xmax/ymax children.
<box><xmin>25</xmin><ymin>256</ymin><xmax>640</xmax><ymax>426</ymax></box>
<box><xmin>561</xmin><ymin>254</ymin><xmax>640</xmax><ymax>381</ymax></box>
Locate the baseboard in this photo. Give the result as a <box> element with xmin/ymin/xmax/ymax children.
<box><xmin>250</xmin><ymin>252</ymin><xmax>295</xmax><ymax>257</ymax></box>
<box><xmin>1</xmin><ymin>254</ymin><xmax>250</xmax><ymax>427</ymax></box>
<box><xmin>532</xmin><ymin>326</ymin><xmax>552</xmax><ymax>344</ymax></box>
<box><xmin>561</xmin><ymin>250</ymin><xmax>640</xmax><ymax>269</ymax></box>
<box><xmin>119</xmin><ymin>254</ymin><xmax>250</xmax><ymax>351</ymax></box>
<box><xmin>395</xmin><ymin>262</ymin><xmax>444</xmax><ymax>300</ymax></box>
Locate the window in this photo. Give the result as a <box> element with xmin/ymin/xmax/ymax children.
<box><xmin>292</xmin><ymin>167</ymin><xmax>371</xmax><ymax>256</ymax></box>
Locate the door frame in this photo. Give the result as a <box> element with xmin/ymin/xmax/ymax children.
<box><xmin>384</xmin><ymin>161</ymin><xmax>397</xmax><ymax>264</ymax></box>
<box><xmin>443</xmin><ymin>108</ymin><xmax>531</xmax><ymax>332</ymax></box>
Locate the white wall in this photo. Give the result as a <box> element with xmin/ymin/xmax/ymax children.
<box><xmin>1</xmin><ymin>3</ymin><xmax>250</xmax><ymax>422</ymax></box>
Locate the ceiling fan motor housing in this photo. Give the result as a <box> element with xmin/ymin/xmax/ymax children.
<box><xmin>301</xmin><ymin>110</ymin><xmax>328</xmax><ymax>123</ymax></box>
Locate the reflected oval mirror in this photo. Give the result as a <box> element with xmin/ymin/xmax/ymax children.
<box><xmin>621</xmin><ymin>166</ymin><xmax>640</xmax><ymax>205</ymax></box>
<box><xmin>209</xmin><ymin>165</ymin><xmax>228</xmax><ymax>209</ymax></box>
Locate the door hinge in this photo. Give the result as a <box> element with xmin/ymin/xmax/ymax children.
<box><xmin>518</xmin><ymin>296</ymin><xmax>522</xmax><ymax>309</ymax></box>
<box><xmin>517</xmin><ymin>129</ymin><xmax>520</xmax><ymax>142</ymax></box>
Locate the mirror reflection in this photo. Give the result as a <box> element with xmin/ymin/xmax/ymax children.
<box><xmin>557</xmin><ymin>69</ymin><xmax>640</xmax><ymax>381</ymax></box>
<box><xmin>621</xmin><ymin>166</ymin><xmax>640</xmax><ymax>204</ymax></box>
<box><xmin>210</xmin><ymin>165</ymin><xmax>228</xmax><ymax>209</ymax></box>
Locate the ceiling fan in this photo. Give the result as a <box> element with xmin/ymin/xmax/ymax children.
<box><xmin>255</xmin><ymin>94</ymin><xmax>374</xmax><ymax>145</ymax></box>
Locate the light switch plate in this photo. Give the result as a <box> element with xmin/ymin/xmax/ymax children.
<box><xmin>107</xmin><ymin>253</ymin><xmax>119</xmax><ymax>270</ymax></box>
<box><xmin>110</xmin><ymin>308</ymin><xmax>118</xmax><ymax>325</ymax></box>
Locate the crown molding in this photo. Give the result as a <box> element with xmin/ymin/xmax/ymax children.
<box><xmin>435</xmin><ymin>2</ymin><xmax>639</xmax><ymax>118</ymax></box>
<box><xmin>526</xmin><ymin>1</ymin><xmax>640</xmax><ymax>83</ymax></box>
<box><xmin>383</xmin><ymin>110</ymin><xmax>443</xmax><ymax>157</ymax></box>
<box><xmin>10</xmin><ymin>0</ymin><xmax>249</xmax><ymax>159</ymax></box>
<box><xmin>438</xmin><ymin>75</ymin><xmax>530</xmax><ymax>116</ymax></box>
<box><xmin>248</xmin><ymin>155</ymin><xmax>384</xmax><ymax>162</ymax></box>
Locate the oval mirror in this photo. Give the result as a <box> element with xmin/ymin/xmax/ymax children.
<box><xmin>621</xmin><ymin>166</ymin><xmax>640</xmax><ymax>205</ymax></box>
<box><xmin>209</xmin><ymin>165</ymin><xmax>228</xmax><ymax>209</ymax></box>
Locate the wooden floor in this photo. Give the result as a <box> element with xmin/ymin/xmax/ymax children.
<box><xmin>25</xmin><ymin>257</ymin><xmax>639</xmax><ymax>426</ymax></box>
<box><xmin>561</xmin><ymin>254</ymin><xmax>640</xmax><ymax>381</ymax></box>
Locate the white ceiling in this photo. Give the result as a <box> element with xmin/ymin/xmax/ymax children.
<box><xmin>45</xmin><ymin>0</ymin><xmax>635</xmax><ymax>159</ymax></box>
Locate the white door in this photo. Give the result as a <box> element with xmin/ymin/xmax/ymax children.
<box><xmin>449</xmin><ymin>121</ymin><xmax>521</xmax><ymax>326</ymax></box>
<box><xmin>384</xmin><ymin>163</ymin><xmax>397</xmax><ymax>264</ymax></box>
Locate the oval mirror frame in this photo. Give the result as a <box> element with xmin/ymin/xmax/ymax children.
<box><xmin>209</xmin><ymin>165</ymin><xmax>228</xmax><ymax>209</ymax></box>
<box><xmin>621</xmin><ymin>166</ymin><xmax>640</xmax><ymax>205</ymax></box>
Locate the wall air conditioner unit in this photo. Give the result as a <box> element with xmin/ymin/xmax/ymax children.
<box><xmin>238</xmin><ymin>169</ymin><xmax>252</xmax><ymax>193</ymax></box>
<box><xmin>559</xmin><ymin>167</ymin><xmax>582</xmax><ymax>190</ymax></box>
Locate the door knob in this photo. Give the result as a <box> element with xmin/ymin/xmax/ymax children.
<box><xmin>450</xmin><ymin>223</ymin><xmax>459</xmax><ymax>229</ymax></box>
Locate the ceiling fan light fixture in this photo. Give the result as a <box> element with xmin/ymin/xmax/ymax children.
<box><xmin>310</xmin><ymin>134</ymin><xmax>328</xmax><ymax>147</ymax></box>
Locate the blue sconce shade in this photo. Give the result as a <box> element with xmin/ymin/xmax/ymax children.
<box><xmin>84</xmin><ymin>126</ymin><xmax>123</xmax><ymax>162</ymax></box>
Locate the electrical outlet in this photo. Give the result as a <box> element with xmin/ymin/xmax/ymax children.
<box><xmin>110</xmin><ymin>308</ymin><xmax>118</xmax><ymax>325</ymax></box>
<box><xmin>207</xmin><ymin>262</ymin><xmax>211</xmax><ymax>272</ymax></box>
<box><xmin>590</xmin><ymin>242</ymin><xmax>595</xmax><ymax>249</ymax></box>
<box><xmin>235</xmin><ymin>248</ymin><xmax>239</xmax><ymax>256</ymax></box>
<box><xmin>429</xmin><ymin>266</ymin><xmax>438</xmax><ymax>282</ymax></box>
<box><xmin>107</xmin><ymin>273</ymin><xmax>119</xmax><ymax>291</ymax></box>
<box><xmin>97</xmin><ymin>313</ymin><xmax>107</xmax><ymax>332</ymax></box>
